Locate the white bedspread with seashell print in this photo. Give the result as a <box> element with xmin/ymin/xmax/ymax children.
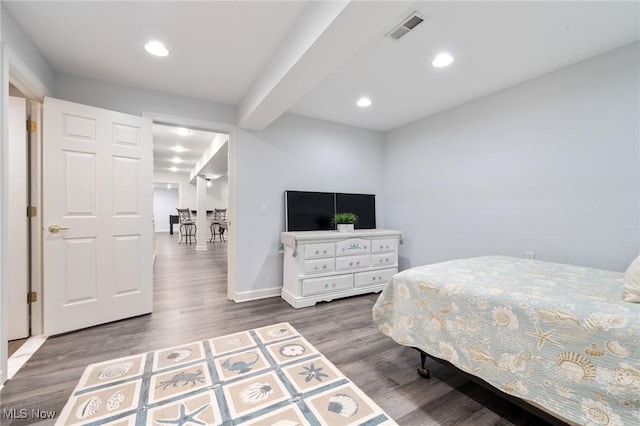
<box><xmin>56</xmin><ymin>323</ymin><xmax>396</xmax><ymax>425</ymax></box>
<box><xmin>372</xmin><ymin>256</ymin><xmax>640</xmax><ymax>426</ymax></box>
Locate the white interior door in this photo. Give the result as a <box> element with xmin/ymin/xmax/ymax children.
<box><xmin>43</xmin><ymin>97</ymin><xmax>153</xmax><ymax>336</ymax></box>
<box><xmin>8</xmin><ymin>96</ymin><xmax>29</xmax><ymax>340</ymax></box>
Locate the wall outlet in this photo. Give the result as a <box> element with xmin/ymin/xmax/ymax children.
<box><xmin>525</xmin><ymin>251</ymin><xmax>535</xmax><ymax>260</ymax></box>
<box><xmin>260</xmin><ymin>204</ymin><xmax>268</xmax><ymax>215</ymax></box>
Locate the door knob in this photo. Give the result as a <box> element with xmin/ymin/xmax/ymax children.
<box><xmin>48</xmin><ymin>224</ymin><xmax>69</xmax><ymax>233</ymax></box>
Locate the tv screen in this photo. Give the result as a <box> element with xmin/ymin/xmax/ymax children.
<box><xmin>336</xmin><ymin>193</ymin><xmax>376</xmax><ymax>229</ymax></box>
<box><xmin>285</xmin><ymin>191</ymin><xmax>334</xmax><ymax>231</ymax></box>
<box><xmin>285</xmin><ymin>190</ymin><xmax>376</xmax><ymax>231</ymax></box>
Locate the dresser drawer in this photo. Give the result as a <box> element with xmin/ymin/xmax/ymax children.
<box><xmin>303</xmin><ymin>258</ymin><xmax>335</xmax><ymax>275</ymax></box>
<box><xmin>304</xmin><ymin>243</ymin><xmax>335</xmax><ymax>259</ymax></box>
<box><xmin>302</xmin><ymin>274</ymin><xmax>353</xmax><ymax>296</ymax></box>
<box><xmin>336</xmin><ymin>238</ymin><xmax>370</xmax><ymax>256</ymax></box>
<box><xmin>336</xmin><ymin>254</ymin><xmax>370</xmax><ymax>271</ymax></box>
<box><xmin>371</xmin><ymin>252</ymin><xmax>397</xmax><ymax>267</ymax></box>
<box><xmin>371</xmin><ymin>238</ymin><xmax>398</xmax><ymax>253</ymax></box>
<box><xmin>354</xmin><ymin>268</ymin><xmax>397</xmax><ymax>288</ymax></box>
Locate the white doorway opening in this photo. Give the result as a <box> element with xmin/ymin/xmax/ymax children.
<box><xmin>144</xmin><ymin>112</ymin><xmax>237</xmax><ymax>303</ymax></box>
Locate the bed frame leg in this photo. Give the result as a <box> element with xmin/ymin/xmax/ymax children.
<box><xmin>415</xmin><ymin>348</ymin><xmax>431</xmax><ymax>379</ymax></box>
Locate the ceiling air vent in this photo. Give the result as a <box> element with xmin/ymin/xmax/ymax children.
<box><xmin>385</xmin><ymin>11</ymin><xmax>425</xmax><ymax>40</ymax></box>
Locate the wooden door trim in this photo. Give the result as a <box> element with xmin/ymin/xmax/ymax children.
<box><xmin>29</xmin><ymin>100</ymin><xmax>43</xmax><ymax>336</ymax></box>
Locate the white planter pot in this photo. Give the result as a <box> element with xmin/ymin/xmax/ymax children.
<box><xmin>337</xmin><ymin>224</ymin><xmax>354</xmax><ymax>233</ymax></box>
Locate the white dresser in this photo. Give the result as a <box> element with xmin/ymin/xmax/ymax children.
<box><xmin>281</xmin><ymin>229</ymin><xmax>402</xmax><ymax>308</ymax></box>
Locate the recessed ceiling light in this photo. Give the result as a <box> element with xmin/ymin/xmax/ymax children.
<box><xmin>356</xmin><ymin>97</ymin><xmax>372</xmax><ymax>108</ymax></box>
<box><xmin>145</xmin><ymin>41</ymin><xmax>169</xmax><ymax>57</ymax></box>
<box><xmin>171</xmin><ymin>145</ymin><xmax>186</xmax><ymax>153</ymax></box>
<box><xmin>432</xmin><ymin>52</ymin><xmax>454</xmax><ymax>68</ymax></box>
<box><xmin>174</xmin><ymin>128</ymin><xmax>192</xmax><ymax>136</ymax></box>
<box><xmin>171</xmin><ymin>157</ymin><xmax>182</xmax><ymax>164</ymax></box>
<box><xmin>166</xmin><ymin>184</ymin><xmax>172</xmax><ymax>189</ymax></box>
<box><xmin>206</xmin><ymin>178</ymin><xmax>212</xmax><ymax>187</ymax></box>
<box><xmin>170</xmin><ymin>166</ymin><xmax>178</xmax><ymax>172</ymax></box>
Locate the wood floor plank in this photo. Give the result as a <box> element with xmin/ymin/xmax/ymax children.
<box><xmin>7</xmin><ymin>339</ymin><xmax>28</xmax><ymax>358</ymax></box>
<box><xmin>0</xmin><ymin>232</ymin><xmax>557</xmax><ymax>425</ymax></box>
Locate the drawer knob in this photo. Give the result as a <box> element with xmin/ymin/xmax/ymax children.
<box><xmin>324</xmin><ymin>284</ymin><xmax>328</xmax><ymax>288</ymax></box>
<box><xmin>349</xmin><ymin>262</ymin><xmax>353</xmax><ymax>266</ymax></box>
<box><xmin>315</xmin><ymin>250</ymin><xmax>319</xmax><ymax>254</ymax></box>
<box><xmin>323</xmin><ymin>250</ymin><xmax>327</xmax><ymax>254</ymax></box>
<box><xmin>332</xmin><ymin>283</ymin><xmax>336</xmax><ymax>288</ymax></box>
<box><xmin>364</xmin><ymin>246</ymin><xmax>367</xmax><ymax>249</ymax></box>
<box><xmin>356</xmin><ymin>261</ymin><xmax>360</xmax><ymax>265</ymax></box>
<box><xmin>386</xmin><ymin>258</ymin><xmax>389</xmax><ymax>261</ymax></box>
<box><xmin>322</xmin><ymin>265</ymin><xmax>327</xmax><ymax>269</ymax></box>
<box><xmin>314</xmin><ymin>266</ymin><xmax>318</xmax><ymax>270</ymax></box>
<box><xmin>373</xmin><ymin>277</ymin><xmax>376</xmax><ymax>280</ymax></box>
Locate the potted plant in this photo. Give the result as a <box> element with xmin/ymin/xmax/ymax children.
<box><xmin>332</xmin><ymin>212</ymin><xmax>358</xmax><ymax>232</ymax></box>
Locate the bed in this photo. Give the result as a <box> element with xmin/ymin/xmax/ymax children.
<box><xmin>372</xmin><ymin>256</ymin><xmax>640</xmax><ymax>426</ymax></box>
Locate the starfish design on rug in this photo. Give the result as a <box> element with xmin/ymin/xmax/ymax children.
<box><xmin>526</xmin><ymin>323</ymin><xmax>561</xmax><ymax>350</ymax></box>
<box><xmin>299</xmin><ymin>363</ymin><xmax>329</xmax><ymax>383</ymax></box>
<box><xmin>155</xmin><ymin>403</ymin><xmax>209</xmax><ymax>425</ymax></box>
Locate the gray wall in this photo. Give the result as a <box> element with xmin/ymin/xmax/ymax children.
<box><xmin>54</xmin><ymin>73</ymin><xmax>236</xmax><ymax>125</ymax></box>
<box><xmin>153</xmin><ymin>187</ymin><xmax>179</xmax><ymax>233</ymax></box>
<box><xmin>153</xmin><ymin>171</ymin><xmax>229</xmax><ymax>213</ymax></box>
<box><xmin>51</xmin><ymin>75</ymin><xmax>387</xmax><ymax>295</ymax></box>
<box><xmin>383</xmin><ymin>43</ymin><xmax>640</xmax><ymax>272</ymax></box>
<box><xmin>1</xmin><ymin>3</ymin><xmax>55</xmax><ymax>94</ymax></box>
<box><xmin>235</xmin><ymin>114</ymin><xmax>386</xmax><ymax>293</ymax></box>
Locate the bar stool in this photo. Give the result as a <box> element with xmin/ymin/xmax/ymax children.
<box><xmin>209</xmin><ymin>208</ymin><xmax>227</xmax><ymax>243</ymax></box>
<box><xmin>176</xmin><ymin>208</ymin><xmax>196</xmax><ymax>244</ymax></box>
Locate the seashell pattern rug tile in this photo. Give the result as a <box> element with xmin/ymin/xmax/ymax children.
<box><xmin>56</xmin><ymin>322</ymin><xmax>396</xmax><ymax>425</ymax></box>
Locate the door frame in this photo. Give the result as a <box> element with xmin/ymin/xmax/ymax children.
<box><xmin>142</xmin><ymin>112</ymin><xmax>238</xmax><ymax>302</ymax></box>
<box><xmin>1</xmin><ymin>43</ymin><xmax>9</xmax><ymax>388</ymax></box>
<box><xmin>1</xmin><ymin>42</ymin><xmax>49</xmax><ymax>386</ymax></box>
<box><xmin>7</xmin><ymin>95</ymin><xmax>29</xmax><ymax>340</ymax></box>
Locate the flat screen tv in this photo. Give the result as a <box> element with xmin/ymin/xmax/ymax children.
<box><xmin>336</xmin><ymin>193</ymin><xmax>376</xmax><ymax>230</ymax></box>
<box><xmin>284</xmin><ymin>190</ymin><xmax>376</xmax><ymax>231</ymax></box>
<box><xmin>284</xmin><ymin>191</ymin><xmax>335</xmax><ymax>231</ymax></box>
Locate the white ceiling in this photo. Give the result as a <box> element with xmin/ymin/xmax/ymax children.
<box><xmin>152</xmin><ymin>124</ymin><xmax>226</xmax><ymax>177</ymax></box>
<box><xmin>4</xmin><ymin>1</ymin><xmax>639</xmax><ymax>171</ymax></box>
<box><xmin>6</xmin><ymin>1</ymin><xmax>307</xmax><ymax>105</ymax></box>
<box><xmin>290</xmin><ymin>1</ymin><xmax>640</xmax><ymax>131</ymax></box>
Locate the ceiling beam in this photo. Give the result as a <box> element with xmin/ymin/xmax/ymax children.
<box><xmin>237</xmin><ymin>0</ymin><xmax>413</xmax><ymax>131</ymax></box>
<box><xmin>190</xmin><ymin>133</ymin><xmax>228</xmax><ymax>182</ymax></box>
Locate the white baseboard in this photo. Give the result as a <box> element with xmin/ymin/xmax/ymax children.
<box><xmin>233</xmin><ymin>286</ymin><xmax>282</xmax><ymax>303</ymax></box>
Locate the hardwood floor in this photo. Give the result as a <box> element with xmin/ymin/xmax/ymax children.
<box><xmin>0</xmin><ymin>232</ymin><xmax>555</xmax><ymax>425</ymax></box>
<box><xmin>8</xmin><ymin>339</ymin><xmax>28</xmax><ymax>358</ymax></box>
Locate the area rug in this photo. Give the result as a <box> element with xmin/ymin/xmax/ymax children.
<box><xmin>56</xmin><ymin>322</ymin><xmax>396</xmax><ymax>425</ymax></box>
